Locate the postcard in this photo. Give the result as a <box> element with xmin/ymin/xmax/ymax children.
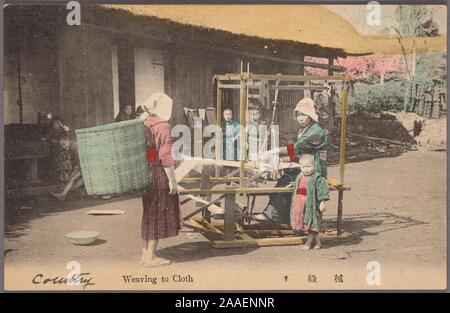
<box><xmin>2</xmin><ymin>1</ymin><xmax>447</xmax><ymax>291</ymax></box>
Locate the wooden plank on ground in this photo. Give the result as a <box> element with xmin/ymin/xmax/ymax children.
<box><xmin>212</xmin><ymin>236</ymin><xmax>303</xmax><ymax>248</ymax></box>
<box><xmin>87</xmin><ymin>209</ymin><xmax>125</xmax><ymax>215</ymax></box>
<box><xmin>192</xmin><ymin>217</ymin><xmax>224</xmax><ymax>235</ymax></box>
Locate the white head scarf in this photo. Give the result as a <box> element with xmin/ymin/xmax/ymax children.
<box><xmin>140</xmin><ymin>92</ymin><xmax>173</xmax><ymax>122</ymax></box>
<box><xmin>294</xmin><ymin>98</ymin><xmax>319</xmax><ymax>123</ymax></box>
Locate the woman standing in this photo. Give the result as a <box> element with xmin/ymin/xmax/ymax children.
<box><xmin>139</xmin><ymin>92</ymin><xmax>180</xmax><ymax>267</ymax></box>
<box><xmin>255</xmin><ymin>98</ymin><xmax>328</xmax><ymax>224</ymax></box>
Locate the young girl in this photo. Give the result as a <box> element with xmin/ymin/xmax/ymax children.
<box><xmin>221</xmin><ymin>108</ymin><xmax>240</xmax><ymax>160</ymax></box>
<box><xmin>290</xmin><ymin>154</ymin><xmax>329</xmax><ymax>250</ymax></box>
<box><xmin>247</xmin><ymin>103</ymin><xmax>267</xmax><ymax>157</ymax></box>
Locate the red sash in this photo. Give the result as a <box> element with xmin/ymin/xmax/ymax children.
<box><xmin>146</xmin><ymin>148</ymin><xmax>158</xmax><ymax>164</ymax></box>
<box><xmin>296</xmin><ymin>187</ymin><xmax>307</xmax><ymax>196</ymax></box>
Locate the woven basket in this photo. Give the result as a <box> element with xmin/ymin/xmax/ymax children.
<box><xmin>75</xmin><ymin>119</ymin><xmax>149</xmax><ymax>196</ymax></box>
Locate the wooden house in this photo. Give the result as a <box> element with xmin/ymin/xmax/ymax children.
<box><xmin>4</xmin><ymin>4</ymin><xmax>445</xmax><ymax>195</ymax></box>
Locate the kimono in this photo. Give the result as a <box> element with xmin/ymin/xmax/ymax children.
<box><xmin>141</xmin><ymin>117</ymin><xmax>181</xmax><ymax>240</ymax></box>
<box><xmin>290</xmin><ymin>171</ymin><xmax>330</xmax><ymax>232</ymax></box>
<box><xmin>46</xmin><ymin>127</ymin><xmax>76</xmax><ymax>182</ymax></box>
<box><xmin>221</xmin><ymin>119</ymin><xmax>240</xmax><ymax>160</ymax></box>
<box><xmin>263</xmin><ymin>122</ymin><xmax>328</xmax><ymax>224</ymax></box>
<box><xmin>289</xmin><ymin>122</ymin><xmax>328</xmax><ymax>178</ymax></box>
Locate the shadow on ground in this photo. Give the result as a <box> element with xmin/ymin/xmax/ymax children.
<box><xmin>157</xmin><ymin>240</ymin><xmax>258</xmax><ymax>263</ymax></box>
<box><xmin>156</xmin><ymin>212</ymin><xmax>426</xmax><ymax>262</ymax></box>
<box><xmin>5</xmin><ymin>190</ymin><xmax>138</xmax><ymax>239</ymax></box>
<box><xmin>322</xmin><ymin>212</ymin><xmax>426</xmax><ymax>249</ymax></box>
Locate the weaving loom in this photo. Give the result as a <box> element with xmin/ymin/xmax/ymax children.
<box><xmin>177</xmin><ymin>71</ymin><xmax>352</xmax><ymax>248</ymax></box>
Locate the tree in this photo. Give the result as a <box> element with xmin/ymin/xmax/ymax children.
<box><xmin>392</xmin><ymin>5</ymin><xmax>439</xmax><ymax>80</ymax></box>
<box><xmin>334</xmin><ymin>56</ymin><xmax>370</xmax><ymax>80</ymax></box>
<box><xmin>369</xmin><ymin>55</ymin><xmax>406</xmax><ymax>85</ymax></box>
<box><xmin>304</xmin><ymin>55</ymin><xmax>406</xmax><ymax>84</ymax></box>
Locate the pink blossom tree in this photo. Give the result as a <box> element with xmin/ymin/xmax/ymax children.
<box><xmin>369</xmin><ymin>54</ymin><xmax>407</xmax><ymax>84</ymax></box>
<box><xmin>304</xmin><ymin>55</ymin><xmax>406</xmax><ymax>84</ymax></box>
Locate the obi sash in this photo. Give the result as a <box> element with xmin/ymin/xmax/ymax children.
<box><xmin>146</xmin><ymin>147</ymin><xmax>158</xmax><ymax>164</ymax></box>
<box><xmin>296</xmin><ymin>187</ymin><xmax>307</xmax><ymax>196</ymax></box>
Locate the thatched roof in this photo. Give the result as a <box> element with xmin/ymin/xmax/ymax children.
<box><xmin>100</xmin><ymin>4</ymin><xmax>446</xmax><ymax>56</ymax></box>
<box><xmin>361</xmin><ymin>34</ymin><xmax>446</xmax><ymax>55</ymax></box>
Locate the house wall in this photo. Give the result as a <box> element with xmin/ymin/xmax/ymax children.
<box><xmin>4</xmin><ymin>7</ymin><xmax>60</xmax><ymax>125</ymax></box>
<box><xmin>4</xmin><ymin>4</ymin><xmax>323</xmax><ymax>148</ymax></box>
<box><xmin>166</xmin><ymin>47</ymin><xmax>239</xmax><ymax>126</ymax></box>
<box><xmin>105</xmin><ymin>28</ymin><xmax>240</xmax><ymax>127</ymax></box>
<box><xmin>57</xmin><ymin>24</ymin><xmax>114</xmax><ymax>129</ymax></box>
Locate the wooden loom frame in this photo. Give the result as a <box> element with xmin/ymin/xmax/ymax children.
<box><xmin>179</xmin><ymin>72</ymin><xmax>351</xmax><ymax>248</ymax></box>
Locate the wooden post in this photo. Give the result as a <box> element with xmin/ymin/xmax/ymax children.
<box><xmin>299</xmin><ymin>55</ymin><xmax>305</xmax><ymax>99</ymax></box>
<box><xmin>200</xmin><ymin>170</ymin><xmax>212</xmax><ymax>222</ymax></box>
<box><xmin>239</xmin><ymin>77</ymin><xmax>248</xmax><ymax>187</ymax></box>
<box><xmin>328</xmin><ymin>57</ymin><xmax>335</xmax><ymax>133</ymax></box>
<box><xmin>339</xmin><ymin>84</ymin><xmax>349</xmax><ymax>184</ymax></box>
<box><xmin>337</xmin><ymin>189</ymin><xmax>344</xmax><ymax>236</ymax></box>
<box><xmin>16</xmin><ymin>34</ymin><xmax>23</xmax><ymax>124</ymax></box>
<box><xmin>224</xmin><ymin>193</ymin><xmax>237</xmax><ymax>241</ymax></box>
<box><xmin>215</xmin><ymin>82</ymin><xmax>222</xmax><ymax>177</ymax></box>
<box><xmin>29</xmin><ymin>159</ymin><xmax>40</xmax><ymax>184</ymax></box>
<box><xmin>298</xmin><ymin>55</ymin><xmax>305</xmax><ymax>75</ymax></box>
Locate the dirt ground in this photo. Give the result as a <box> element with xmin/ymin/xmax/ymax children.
<box><xmin>4</xmin><ymin>150</ymin><xmax>447</xmax><ymax>290</ymax></box>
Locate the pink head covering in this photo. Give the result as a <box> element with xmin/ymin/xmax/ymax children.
<box><xmin>294</xmin><ymin>98</ymin><xmax>318</xmax><ymax>122</ymax></box>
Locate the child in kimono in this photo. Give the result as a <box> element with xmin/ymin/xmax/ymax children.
<box><xmin>45</xmin><ymin>117</ymin><xmax>73</xmax><ymax>182</ymax></box>
<box><xmin>50</xmin><ymin>137</ymin><xmax>83</xmax><ymax>201</ymax></box>
<box><xmin>247</xmin><ymin>103</ymin><xmax>267</xmax><ymax>158</ymax></box>
<box><xmin>221</xmin><ymin>109</ymin><xmax>240</xmax><ymax>160</ymax></box>
<box><xmin>290</xmin><ymin>154</ymin><xmax>329</xmax><ymax>250</ymax></box>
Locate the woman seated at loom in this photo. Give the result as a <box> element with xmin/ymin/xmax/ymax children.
<box><xmin>254</xmin><ymin>98</ymin><xmax>329</xmax><ymax>224</ymax></box>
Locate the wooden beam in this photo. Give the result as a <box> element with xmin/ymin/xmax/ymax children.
<box><xmin>349</xmin><ymin>133</ymin><xmax>408</xmax><ymax>146</ymax></box>
<box><xmin>214</xmin><ymin>73</ymin><xmax>349</xmax><ymax>82</ymax></box>
<box><xmin>180</xmin><ymin>177</ymin><xmax>246</xmax><ymax>183</ymax></box>
<box><xmin>215</xmin><ymin>84</ymin><xmax>222</xmax><ymax>175</ymax></box>
<box><xmin>337</xmin><ymin>190</ymin><xmax>344</xmax><ymax>236</ymax></box>
<box><xmin>244</xmin><ymin>229</ymin><xmax>298</xmax><ymax>236</ymax></box>
<box><xmin>179</xmin><ymin>187</ymin><xmax>293</xmax><ymax>195</ymax></box>
<box><xmin>328</xmin><ymin>57</ymin><xmax>335</xmax><ymax>133</ymax></box>
<box><xmin>224</xmin><ymin>193</ymin><xmax>238</xmax><ymax>241</ymax></box>
<box><xmin>192</xmin><ymin>217</ymin><xmax>224</xmax><ymax>235</ymax></box>
<box><xmin>6</xmin><ymin>184</ymin><xmax>63</xmax><ymax>198</ymax></box>
<box><xmin>251</xmin><ymin>74</ymin><xmax>348</xmax><ymax>82</ymax></box>
<box><xmin>218</xmin><ymin>83</ymin><xmax>329</xmax><ymax>91</ymax></box>
<box><xmin>298</xmin><ymin>55</ymin><xmax>305</xmax><ymax>75</ymax></box>
<box><xmin>271</xmin><ymin>85</ymin><xmax>329</xmax><ymax>91</ymax></box>
<box><xmin>179</xmin><ymin>185</ymin><xmax>349</xmax><ymax>195</ymax></box>
<box><xmin>211</xmin><ymin>236</ymin><xmax>303</xmax><ymax>248</ymax></box>
<box><xmin>235</xmin><ymin>50</ymin><xmax>346</xmax><ymax>72</ymax></box>
<box><xmin>181</xmin><ymin>193</ymin><xmax>225</xmax><ymax>221</ymax></box>
<box><xmin>239</xmin><ymin>79</ymin><xmax>248</xmax><ymax>187</ymax></box>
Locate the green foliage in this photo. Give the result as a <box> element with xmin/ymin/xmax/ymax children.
<box><xmin>415</xmin><ymin>52</ymin><xmax>447</xmax><ymax>83</ymax></box>
<box><xmin>348</xmin><ymin>81</ymin><xmax>405</xmax><ymax>113</ymax></box>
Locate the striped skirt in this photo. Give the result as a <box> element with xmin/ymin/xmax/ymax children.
<box><xmin>141</xmin><ymin>162</ymin><xmax>181</xmax><ymax>240</ymax></box>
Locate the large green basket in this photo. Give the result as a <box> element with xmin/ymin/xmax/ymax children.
<box><xmin>75</xmin><ymin>119</ymin><xmax>149</xmax><ymax>196</ymax></box>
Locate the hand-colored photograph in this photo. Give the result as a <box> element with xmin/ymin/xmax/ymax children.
<box><xmin>2</xmin><ymin>2</ymin><xmax>447</xmax><ymax>290</ymax></box>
